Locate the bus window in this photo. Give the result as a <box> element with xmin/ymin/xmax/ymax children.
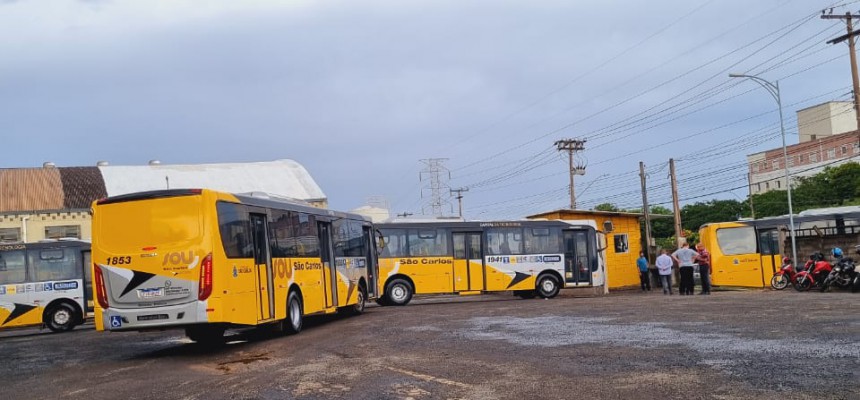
<box><xmin>379</xmin><ymin>228</ymin><xmax>407</xmax><ymax>257</ymax></box>
<box><xmin>716</xmin><ymin>227</ymin><xmax>757</xmax><ymax>255</ymax></box>
<box><xmin>486</xmin><ymin>228</ymin><xmax>523</xmax><ymax>255</ymax></box>
<box><xmin>407</xmin><ymin>229</ymin><xmax>449</xmax><ymax>257</ymax></box>
<box><xmin>29</xmin><ymin>248</ymin><xmax>80</xmax><ymax>282</ymax></box>
<box><xmin>525</xmin><ymin>227</ymin><xmax>561</xmax><ymax>254</ymax></box>
<box><xmin>269</xmin><ymin>210</ymin><xmax>294</xmax><ymax>257</ymax></box>
<box><xmin>333</xmin><ymin>219</ymin><xmax>366</xmax><ymax>257</ymax></box>
<box><xmin>217</xmin><ymin>202</ymin><xmax>253</xmax><ymax>258</ymax></box>
<box><xmin>758</xmin><ymin>229</ymin><xmax>779</xmax><ymax>255</ymax></box>
<box><xmin>294</xmin><ymin>213</ymin><xmax>320</xmax><ymax>257</ymax></box>
<box><xmin>0</xmin><ymin>250</ymin><xmax>26</xmax><ymax>284</ymax></box>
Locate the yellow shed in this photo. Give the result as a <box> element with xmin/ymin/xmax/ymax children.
<box><xmin>526</xmin><ymin>209</ymin><xmax>644</xmax><ymax>289</ymax></box>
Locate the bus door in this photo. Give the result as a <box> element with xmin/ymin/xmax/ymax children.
<box><xmin>363</xmin><ymin>226</ymin><xmax>378</xmax><ymax>298</ymax></box>
<box><xmin>82</xmin><ymin>250</ymin><xmax>93</xmax><ymax>312</ymax></box>
<box><xmin>250</xmin><ymin>214</ymin><xmax>274</xmax><ymax>321</ymax></box>
<box><xmin>453</xmin><ymin>232</ymin><xmax>484</xmax><ymax>291</ymax></box>
<box><xmin>318</xmin><ymin>222</ymin><xmax>338</xmax><ymax>308</ymax></box>
<box><xmin>758</xmin><ymin>229</ymin><xmax>780</xmax><ymax>281</ymax></box>
<box><xmin>564</xmin><ymin>230</ymin><xmax>591</xmax><ymax>285</ymax></box>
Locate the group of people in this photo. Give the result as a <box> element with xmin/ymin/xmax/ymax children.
<box><xmin>636</xmin><ymin>242</ymin><xmax>711</xmax><ymax>295</ymax></box>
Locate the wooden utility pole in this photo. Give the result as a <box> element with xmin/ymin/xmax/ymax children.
<box><xmin>450</xmin><ymin>187</ymin><xmax>468</xmax><ymax>218</ymax></box>
<box><xmin>669</xmin><ymin>158</ymin><xmax>683</xmax><ymax>247</ymax></box>
<box><xmin>555</xmin><ymin>139</ymin><xmax>586</xmax><ymax>209</ymax></box>
<box><xmin>823</xmin><ymin>12</ymin><xmax>860</xmax><ymax>133</ymax></box>
<box><xmin>639</xmin><ymin>162</ymin><xmax>653</xmax><ymax>262</ymax></box>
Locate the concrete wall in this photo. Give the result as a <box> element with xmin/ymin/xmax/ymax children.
<box><xmin>797</xmin><ymin>101</ymin><xmax>856</xmax><ymax>143</ymax></box>
<box><xmin>0</xmin><ymin>210</ymin><xmax>91</xmax><ymax>243</ymax></box>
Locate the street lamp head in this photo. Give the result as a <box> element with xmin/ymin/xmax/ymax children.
<box><xmin>728</xmin><ymin>73</ymin><xmax>746</xmax><ymax>78</ymax></box>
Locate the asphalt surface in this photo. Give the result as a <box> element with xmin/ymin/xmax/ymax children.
<box><xmin>1</xmin><ymin>289</ymin><xmax>859</xmax><ymax>400</ymax></box>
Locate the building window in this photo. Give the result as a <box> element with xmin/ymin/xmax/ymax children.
<box><xmin>788</xmin><ymin>157</ymin><xmax>795</xmax><ymax>168</ymax></box>
<box><xmin>752</xmin><ymin>163</ymin><xmax>760</xmax><ymax>173</ymax></box>
<box><xmin>810</xmin><ymin>152</ymin><xmax>818</xmax><ymax>162</ymax></box>
<box><xmin>811</xmin><ymin>135</ymin><xmax>817</xmax><ymax>141</ymax></box>
<box><xmin>827</xmin><ymin>149</ymin><xmax>836</xmax><ymax>159</ymax></box>
<box><xmin>842</xmin><ymin>145</ymin><xmax>849</xmax><ymax>156</ymax></box>
<box><xmin>0</xmin><ymin>228</ymin><xmax>20</xmax><ymax>243</ymax></box>
<box><xmin>777</xmin><ymin>180</ymin><xmax>781</xmax><ymax>189</ymax></box>
<box><xmin>854</xmin><ymin>143</ymin><xmax>860</xmax><ymax>155</ymax></box>
<box><xmin>613</xmin><ymin>234</ymin><xmax>629</xmax><ymax>254</ymax></box>
<box><xmin>799</xmin><ymin>154</ymin><xmax>806</xmax><ymax>164</ymax></box>
<box><xmin>765</xmin><ymin>182</ymin><xmax>770</xmax><ymax>190</ymax></box>
<box><xmin>44</xmin><ymin>225</ymin><xmax>81</xmax><ymax>240</ymax></box>
<box><xmin>756</xmin><ymin>183</ymin><xmax>761</xmax><ymax>192</ymax></box>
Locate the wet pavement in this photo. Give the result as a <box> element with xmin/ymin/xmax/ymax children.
<box><xmin>0</xmin><ymin>289</ymin><xmax>858</xmax><ymax>399</ymax></box>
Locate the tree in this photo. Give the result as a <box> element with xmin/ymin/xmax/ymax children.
<box><xmin>593</xmin><ymin>203</ymin><xmax>619</xmax><ymax>212</ymax></box>
<box><xmin>649</xmin><ymin>205</ymin><xmax>674</xmax><ymax>238</ymax></box>
<box><xmin>681</xmin><ymin>200</ymin><xmax>748</xmax><ymax>231</ymax></box>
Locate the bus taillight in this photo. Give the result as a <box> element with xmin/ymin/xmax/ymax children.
<box><xmin>94</xmin><ymin>264</ymin><xmax>109</xmax><ymax>309</ymax></box>
<box><xmin>198</xmin><ymin>253</ymin><xmax>213</xmax><ymax>301</ymax></box>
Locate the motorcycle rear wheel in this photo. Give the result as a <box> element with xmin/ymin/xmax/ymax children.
<box><xmin>770</xmin><ymin>274</ymin><xmax>789</xmax><ymax>290</ymax></box>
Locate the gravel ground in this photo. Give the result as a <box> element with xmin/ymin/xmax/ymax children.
<box><xmin>0</xmin><ymin>289</ymin><xmax>858</xmax><ymax>399</ymax></box>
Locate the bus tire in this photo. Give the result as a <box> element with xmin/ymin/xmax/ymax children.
<box><xmin>281</xmin><ymin>291</ymin><xmax>303</xmax><ymax>335</ymax></box>
<box><xmin>385</xmin><ymin>278</ymin><xmax>413</xmax><ymax>306</ymax></box>
<box><xmin>348</xmin><ymin>283</ymin><xmax>367</xmax><ymax>315</ymax></box>
<box><xmin>536</xmin><ymin>274</ymin><xmax>560</xmax><ymax>299</ymax></box>
<box><xmin>45</xmin><ymin>302</ymin><xmax>78</xmax><ymax>333</ymax></box>
<box><xmin>185</xmin><ymin>325</ymin><xmax>225</xmax><ymax>346</ymax></box>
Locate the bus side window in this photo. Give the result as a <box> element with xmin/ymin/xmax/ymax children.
<box><xmin>0</xmin><ymin>251</ymin><xmax>26</xmax><ymax>284</ymax></box>
<box><xmin>29</xmin><ymin>249</ymin><xmax>79</xmax><ymax>282</ymax></box>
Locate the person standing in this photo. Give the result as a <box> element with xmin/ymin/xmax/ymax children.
<box><xmin>672</xmin><ymin>243</ymin><xmax>698</xmax><ymax>295</ymax></box>
<box><xmin>696</xmin><ymin>243</ymin><xmax>711</xmax><ymax>295</ymax></box>
<box><xmin>636</xmin><ymin>251</ymin><xmax>651</xmax><ymax>291</ymax></box>
<box><xmin>656</xmin><ymin>249</ymin><xmax>674</xmax><ymax>295</ymax></box>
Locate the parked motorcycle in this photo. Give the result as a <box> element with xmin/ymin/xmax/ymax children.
<box><xmin>852</xmin><ymin>245</ymin><xmax>860</xmax><ymax>293</ymax></box>
<box><xmin>821</xmin><ymin>248</ymin><xmax>856</xmax><ymax>292</ymax></box>
<box><xmin>794</xmin><ymin>253</ymin><xmax>832</xmax><ymax>292</ymax></box>
<box><xmin>770</xmin><ymin>257</ymin><xmax>800</xmax><ymax>290</ymax></box>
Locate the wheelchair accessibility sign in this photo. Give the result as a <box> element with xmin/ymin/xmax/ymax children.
<box><xmin>109</xmin><ymin>315</ymin><xmax>122</xmax><ymax>328</ymax></box>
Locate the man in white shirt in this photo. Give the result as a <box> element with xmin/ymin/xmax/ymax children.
<box><xmin>655</xmin><ymin>249</ymin><xmax>674</xmax><ymax>295</ymax></box>
<box><xmin>672</xmin><ymin>243</ymin><xmax>698</xmax><ymax>295</ymax></box>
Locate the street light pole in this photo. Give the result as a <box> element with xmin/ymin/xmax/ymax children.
<box><xmin>729</xmin><ymin>73</ymin><xmax>798</xmax><ymax>267</ymax></box>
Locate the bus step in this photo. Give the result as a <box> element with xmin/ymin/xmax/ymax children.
<box><xmin>458</xmin><ymin>291</ymin><xmax>482</xmax><ymax>296</ymax></box>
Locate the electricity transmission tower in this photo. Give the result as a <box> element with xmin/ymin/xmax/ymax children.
<box><xmin>419</xmin><ymin>158</ymin><xmax>451</xmax><ymax>216</ymax></box>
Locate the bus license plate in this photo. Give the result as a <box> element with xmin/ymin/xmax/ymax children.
<box><xmin>138</xmin><ymin>288</ymin><xmax>164</xmax><ymax>299</ymax></box>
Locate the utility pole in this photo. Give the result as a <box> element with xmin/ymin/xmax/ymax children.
<box><xmin>747</xmin><ymin>172</ymin><xmax>756</xmax><ymax>219</ymax></box>
<box><xmin>419</xmin><ymin>158</ymin><xmax>451</xmax><ymax>216</ymax></box>
<box><xmin>639</xmin><ymin>162</ymin><xmax>653</xmax><ymax>262</ymax></box>
<box><xmin>396</xmin><ymin>211</ymin><xmax>414</xmax><ymax>218</ymax></box>
<box><xmin>554</xmin><ymin>139</ymin><xmax>587</xmax><ymax>209</ymax></box>
<box><xmin>669</xmin><ymin>158</ymin><xmax>683</xmax><ymax>247</ymax></box>
<box><xmin>450</xmin><ymin>187</ymin><xmax>469</xmax><ymax>218</ymax></box>
<box><xmin>823</xmin><ymin>11</ymin><xmax>860</xmax><ymax>134</ymax></box>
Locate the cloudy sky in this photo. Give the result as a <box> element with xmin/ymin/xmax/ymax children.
<box><xmin>0</xmin><ymin>0</ymin><xmax>855</xmax><ymax>218</ymax></box>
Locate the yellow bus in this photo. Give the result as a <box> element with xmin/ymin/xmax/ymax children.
<box><xmin>699</xmin><ymin>207</ymin><xmax>860</xmax><ymax>287</ymax></box>
<box><xmin>91</xmin><ymin>189</ymin><xmax>377</xmax><ymax>343</ymax></box>
<box><xmin>0</xmin><ymin>240</ymin><xmax>92</xmax><ymax>332</ymax></box>
<box><xmin>375</xmin><ymin>220</ymin><xmax>605</xmax><ymax>305</ymax></box>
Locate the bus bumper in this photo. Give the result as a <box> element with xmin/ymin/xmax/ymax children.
<box><xmin>100</xmin><ymin>301</ymin><xmax>208</xmax><ymax>331</ymax></box>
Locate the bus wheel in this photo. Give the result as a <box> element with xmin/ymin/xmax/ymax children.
<box><xmin>45</xmin><ymin>303</ymin><xmax>78</xmax><ymax>332</ymax></box>
<box><xmin>349</xmin><ymin>284</ymin><xmax>367</xmax><ymax>315</ymax></box>
<box><xmin>536</xmin><ymin>274</ymin><xmax>560</xmax><ymax>299</ymax></box>
<box><xmin>185</xmin><ymin>325</ymin><xmax>225</xmax><ymax>346</ymax></box>
<box><xmin>386</xmin><ymin>279</ymin><xmax>413</xmax><ymax>306</ymax></box>
<box><xmin>281</xmin><ymin>291</ymin><xmax>303</xmax><ymax>335</ymax></box>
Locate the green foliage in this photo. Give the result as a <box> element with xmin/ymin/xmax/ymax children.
<box><xmin>681</xmin><ymin>199</ymin><xmax>749</xmax><ymax>231</ymax></box>
<box><xmin>593</xmin><ymin>203</ymin><xmax>620</xmax><ymax>212</ymax></box>
<box><xmin>750</xmin><ymin>162</ymin><xmax>860</xmax><ymax>218</ymax></box>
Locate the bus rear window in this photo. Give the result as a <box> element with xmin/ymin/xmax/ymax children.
<box><xmin>716</xmin><ymin>227</ymin><xmax>757</xmax><ymax>255</ymax></box>
<box><xmin>98</xmin><ymin>196</ymin><xmax>203</xmax><ymax>251</ymax></box>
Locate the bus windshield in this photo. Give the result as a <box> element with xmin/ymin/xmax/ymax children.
<box><xmin>97</xmin><ymin>196</ymin><xmax>203</xmax><ymax>252</ymax></box>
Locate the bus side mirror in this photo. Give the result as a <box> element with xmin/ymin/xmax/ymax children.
<box><xmin>603</xmin><ymin>220</ymin><xmax>614</xmax><ymax>233</ymax></box>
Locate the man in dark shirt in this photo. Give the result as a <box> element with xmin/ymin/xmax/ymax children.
<box><xmin>696</xmin><ymin>243</ymin><xmax>712</xmax><ymax>295</ymax></box>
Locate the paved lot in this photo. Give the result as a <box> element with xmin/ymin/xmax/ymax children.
<box><xmin>1</xmin><ymin>289</ymin><xmax>859</xmax><ymax>400</ymax></box>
